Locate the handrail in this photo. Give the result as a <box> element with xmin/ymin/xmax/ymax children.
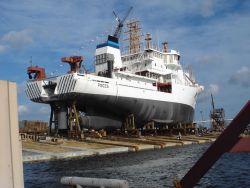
<box><xmin>61</xmin><ymin>176</ymin><xmax>129</xmax><ymax>188</ymax></box>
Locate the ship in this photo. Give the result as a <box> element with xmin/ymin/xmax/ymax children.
<box><xmin>25</xmin><ymin>14</ymin><xmax>203</xmax><ymax>132</ymax></box>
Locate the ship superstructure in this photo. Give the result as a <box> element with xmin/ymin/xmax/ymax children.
<box><xmin>25</xmin><ymin>18</ymin><xmax>203</xmax><ymax>132</ymax></box>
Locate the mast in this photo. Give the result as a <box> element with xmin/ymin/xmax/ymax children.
<box><xmin>145</xmin><ymin>33</ymin><xmax>152</xmax><ymax>49</ymax></box>
<box><xmin>162</xmin><ymin>42</ymin><xmax>168</xmax><ymax>53</ymax></box>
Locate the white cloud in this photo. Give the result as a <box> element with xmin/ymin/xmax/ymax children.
<box><xmin>229</xmin><ymin>66</ymin><xmax>250</xmax><ymax>87</ymax></box>
<box><xmin>194</xmin><ymin>54</ymin><xmax>223</xmax><ymax>64</ymax></box>
<box><xmin>207</xmin><ymin>84</ymin><xmax>219</xmax><ymax>94</ymax></box>
<box><xmin>1</xmin><ymin>29</ymin><xmax>33</xmax><ymax>48</ymax></box>
<box><xmin>18</xmin><ymin>102</ymin><xmax>50</xmax><ymax>121</ymax></box>
<box><xmin>39</xmin><ymin>106</ymin><xmax>50</xmax><ymax>114</ymax></box>
<box><xmin>200</xmin><ymin>0</ymin><xmax>214</xmax><ymax>17</ymax></box>
<box><xmin>198</xmin><ymin>83</ymin><xmax>219</xmax><ymax>103</ymax></box>
<box><xmin>17</xmin><ymin>81</ymin><xmax>27</xmax><ymax>94</ymax></box>
<box><xmin>0</xmin><ymin>44</ymin><xmax>7</xmax><ymax>53</ymax></box>
<box><xmin>18</xmin><ymin>105</ymin><xmax>28</xmax><ymax>114</ymax></box>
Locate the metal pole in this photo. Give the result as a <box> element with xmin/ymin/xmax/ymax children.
<box><xmin>61</xmin><ymin>177</ymin><xmax>129</xmax><ymax>188</ymax></box>
<box><xmin>179</xmin><ymin>100</ymin><xmax>250</xmax><ymax>188</ymax></box>
<box><xmin>49</xmin><ymin>104</ymin><xmax>54</xmax><ymax>135</ymax></box>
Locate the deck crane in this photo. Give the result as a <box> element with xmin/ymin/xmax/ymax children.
<box><xmin>112</xmin><ymin>6</ymin><xmax>133</xmax><ymax>39</ymax></box>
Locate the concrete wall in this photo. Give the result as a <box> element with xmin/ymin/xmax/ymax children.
<box><xmin>0</xmin><ymin>80</ymin><xmax>24</xmax><ymax>188</ymax></box>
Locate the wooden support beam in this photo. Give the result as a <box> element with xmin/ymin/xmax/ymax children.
<box><xmin>68</xmin><ymin>101</ymin><xmax>83</xmax><ymax>139</ymax></box>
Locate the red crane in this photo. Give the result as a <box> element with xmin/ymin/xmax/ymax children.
<box><xmin>27</xmin><ymin>66</ymin><xmax>46</xmax><ymax>80</ymax></box>
<box><xmin>61</xmin><ymin>56</ymin><xmax>83</xmax><ymax>73</ymax></box>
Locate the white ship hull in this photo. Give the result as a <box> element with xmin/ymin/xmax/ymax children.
<box><xmin>26</xmin><ymin>72</ymin><xmax>199</xmax><ymax>127</ymax></box>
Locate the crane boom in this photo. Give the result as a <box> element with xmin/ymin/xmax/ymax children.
<box><xmin>211</xmin><ymin>93</ymin><xmax>215</xmax><ymax>110</ymax></box>
<box><xmin>113</xmin><ymin>6</ymin><xmax>133</xmax><ymax>39</ymax></box>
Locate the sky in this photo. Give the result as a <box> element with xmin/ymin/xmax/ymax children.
<box><xmin>0</xmin><ymin>0</ymin><xmax>249</xmax><ymax>123</ymax></box>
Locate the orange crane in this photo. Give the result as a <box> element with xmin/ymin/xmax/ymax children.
<box><xmin>27</xmin><ymin>66</ymin><xmax>46</xmax><ymax>80</ymax></box>
<box><xmin>61</xmin><ymin>56</ymin><xmax>83</xmax><ymax>73</ymax></box>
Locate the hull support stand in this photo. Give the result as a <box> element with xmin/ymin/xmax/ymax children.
<box><xmin>68</xmin><ymin>101</ymin><xmax>84</xmax><ymax>140</ymax></box>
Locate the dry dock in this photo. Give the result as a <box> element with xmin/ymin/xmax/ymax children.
<box><xmin>22</xmin><ymin>135</ymin><xmax>217</xmax><ymax>162</ymax></box>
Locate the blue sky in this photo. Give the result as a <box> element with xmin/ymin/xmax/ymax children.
<box><xmin>0</xmin><ymin>0</ymin><xmax>249</xmax><ymax>123</ymax></box>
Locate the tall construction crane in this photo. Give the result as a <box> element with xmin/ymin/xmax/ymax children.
<box><xmin>210</xmin><ymin>94</ymin><xmax>225</xmax><ymax>131</ymax></box>
<box><xmin>112</xmin><ymin>6</ymin><xmax>133</xmax><ymax>39</ymax></box>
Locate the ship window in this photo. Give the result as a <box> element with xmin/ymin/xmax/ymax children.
<box><xmin>157</xmin><ymin>83</ymin><xmax>172</xmax><ymax>93</ymax></box>
<box><xmin>166</xmin><ymin>74</ymin><xmax>171</xmax><ymax>79</ymax></box>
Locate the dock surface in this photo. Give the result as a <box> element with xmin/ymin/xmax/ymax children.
<box><xmin>22</xmin><ymin>135</ymin><xmax>216</xmax><ymax>162</ymax></box>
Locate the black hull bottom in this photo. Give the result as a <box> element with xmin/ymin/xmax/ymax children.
<box><xmin>72</xmin><ymin>93</ymin><xmax>194</xmax><ymax>128</ymax></box>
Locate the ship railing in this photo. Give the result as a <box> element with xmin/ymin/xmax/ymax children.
<box><xmin>61</xmin><ymin>176</ymin><xmax>129</xmax><ymax>188</ymax></box>
<box><xmin>121</xmin><ymin>44</ymin><xmax>164</xmax><ymax>55</ymax></box>
<box><xmin>122</xmin><ymin>50</ymin><xmax>156</xmax><ymax>64</ymax></box>
<box><xmin>26</xmin><ymin>75</ymin><xmax>58</xmax><ymax>83</ymax></box>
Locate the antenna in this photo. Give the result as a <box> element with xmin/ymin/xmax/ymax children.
<box><xmin>30</xmin><ymin>56</ymin><xmax>33</xmax><ymax>66</ymax></box>
<box><xmin>113</xmin><ymin>6</ymin><xmax>133</xmax><ymax>39</ymax></box>
<box><xmin>156</xmin><ymin>30</ymin><xmax>159</xmax><ymax>50</ymax></box>
<box><xmin>211</xmin><ymin>93</ymin><xmax>215</xmax><ymax>111</ymax></box>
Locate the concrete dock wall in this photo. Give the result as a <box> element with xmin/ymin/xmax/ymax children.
<box><xmin>0</xmin><ymin>80</ymin><xmax>24</xmax><ymax>188</ymax></box>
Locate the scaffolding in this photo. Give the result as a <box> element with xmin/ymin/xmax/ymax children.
<box><xmin>210</xmin><ymin>108</ymin><xmax>225</xmax><ymax>131</ymax></box>
<box><xmin>210</xmin><ymin>94</ymin><xmax>225</xmax><ymax>131</ymax></box>
<box><xmin>124</xmin><ymin>20</ymin><xmax>142</xmax><ymax>54</ymax></box>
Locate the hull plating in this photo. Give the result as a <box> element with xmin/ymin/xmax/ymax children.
<box><xmin>74</xmin><ymin>93</ymin><xmax>194</xmax><ymax>127</ymax></box>
<box><xmin>26</xmin><ymin>74</ymin><xmax>197</xmax><ymax>128</ymax></box>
